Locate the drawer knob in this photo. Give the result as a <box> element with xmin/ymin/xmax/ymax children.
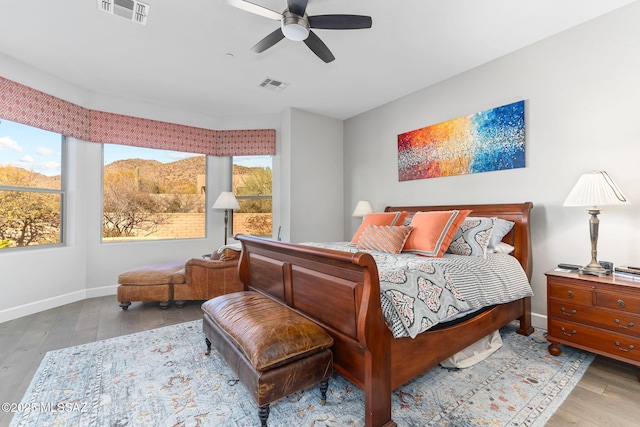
<box><xmin>618</xmin><ymin>299</ymin><xmax>625</xmax><ymax>308</ymax></box>
<box><xmin>614</xmin><ymin>319</ymin><xmax>635</xmax><ymax>329</ymax></box>
<box><xmin>560</xmin><ymin>307</ymin><xmax>577</xmax><ymax>316</ymax></box>
<box><xmin>614</xmin><ymin>341</ymin><xmax>635</xmax><ymax>352</ymax></box>
<box><xmin>567</xmin><ymin>291</ymin><xmax>574</xmax><ymax>298</ymax></box>
<box><xmin>560</xmin><ymin>327</ymin><xmax>577</xmax><ymax>337</ymax></box>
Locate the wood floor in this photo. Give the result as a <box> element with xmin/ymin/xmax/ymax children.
<box><xmin>1</xmin><ymin>295</ymin><xmax>639</xmax><ymax>427</ymax></box>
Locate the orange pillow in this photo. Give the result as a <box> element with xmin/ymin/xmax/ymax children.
<box><xmin>402</xmin><ymin>210</ymin><xmax>472</xmax><ymax>257</ymax></box>
<box><xmin>351</xmin><ymin>211</ymin><xmax>407</xmax><ymax>243</ymax></box>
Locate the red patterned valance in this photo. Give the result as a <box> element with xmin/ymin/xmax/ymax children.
<box><xmin>0</xmin><ymin>77</ymin><xmax>91</xmax><ymax>140</ymax></box>
<box><xmin>0</xmin><ymin>77</ymin><xmax>275</xmax><ymax>156</ymax></box>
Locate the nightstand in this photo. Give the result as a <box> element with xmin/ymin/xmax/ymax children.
<box><xmin>545</xmin><ymin>270</ymin><xmax>640</xmax><ymax>381</ymax></box>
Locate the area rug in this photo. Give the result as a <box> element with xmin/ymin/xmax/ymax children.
<box><xmin>9</xmin><ymin>320</ymin><xmax>593</xmax><ymax>427</ymax></box>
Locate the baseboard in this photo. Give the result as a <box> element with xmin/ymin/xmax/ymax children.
<box><xmin>0</xmin><ymin>285</ymin><xmax>118</xmax><ymax>324</ymax></box>
<box><xmin>532</xmin><ymin>312</ymin><xmax>547</xmax><ymax>331</ymax></box>
<box><xmin>86</xmin><ymin>284</ymin><xmax>118</xmax><ymax>299</ymax></box>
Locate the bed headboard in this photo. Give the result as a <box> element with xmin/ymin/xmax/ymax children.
<box><xmin>384</xmin><ymin>202</ymin><xmax>533</xmax><ymax>280</ymax></box>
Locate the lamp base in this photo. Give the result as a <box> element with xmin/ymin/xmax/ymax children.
<box><xmin>578</xmin><ymin>265</ymin><xmax>611</xmax><ymax>277</ymax></box>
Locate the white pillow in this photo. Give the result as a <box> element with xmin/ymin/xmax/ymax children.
<box><xmin>488</xmin><ymin>218</ymin><xmax>514</xmax><ymax>249</ymax></box>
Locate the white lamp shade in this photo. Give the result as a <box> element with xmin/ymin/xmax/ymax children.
<box><xmin>563</xmin><ymin>171</ymin><xmax>629</xmax><ymax>208</ymax></box>
<box><xmin>352</xmin><ymin>200</ymin><xmax>373</xmax><ymax>217</ymax></box>
<box><xmin>212</xmin><ymin>191</ymin><xmax>240</xmax><ymax>210</ymax></box>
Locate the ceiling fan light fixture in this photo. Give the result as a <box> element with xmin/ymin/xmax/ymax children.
<box><xmin>281</xmin><ymin>11</ymin><xmax>310</xmax><ymax>41</ymax></box>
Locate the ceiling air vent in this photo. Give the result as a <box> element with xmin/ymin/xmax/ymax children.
<box><xmin>259</xmin><ymin>78</ymin><xmax>288</xmax><ymax>92</ymax></box>
<box><xmin>98</xmin><ymin>0</ymin><xmax>149</xmax><ymax>25</ymax></box>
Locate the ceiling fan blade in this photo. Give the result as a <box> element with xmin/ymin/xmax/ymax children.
<box><xmin>226</xmin><ymin>0</ymin><xmax>282</xmax><ymax>21</ymax></box>
<box><xmin>287</xmin><ymin>0</ymin><xmax>308</xmax><ymax>17</ymax></box>
<box><xmin>303</xmin><ymin>30</ymin><xmax>335</xmax><ymax>63</ymax></box>
<box><xmin>251</xmin><ymin>28</ymin><xmax>285</xmax><ymax>53</ymax></box>
<box><xmin>308</xmin><ymin>14</ymin><xmax>372</xmax><ymax>30</ymax></box>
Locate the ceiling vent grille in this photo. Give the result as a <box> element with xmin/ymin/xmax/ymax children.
<box><xmin>259</xmin><ymin>78</ymin><xmax>288</xmax><ymax>92</ymax></box>
<box><xmin>98</xmin><ymin>0</ymin><xmax>149</xmax><ymax>25</ymax></box>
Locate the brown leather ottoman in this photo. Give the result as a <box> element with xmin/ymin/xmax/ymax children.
<box><xmin>117</xmin><ymin>260</ymin><xmax>186</xmax><ymax>310</ymax></box>
<box><xmin>202</xmin><ymin>291</ymin><xmax>333</xmax><ymax>426</ymax></box>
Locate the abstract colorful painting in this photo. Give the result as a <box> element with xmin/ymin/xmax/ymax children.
<box><xmin>398</xmin><ymin>100</ymin><xmax>525</xmax><ymax>181</ymax></box>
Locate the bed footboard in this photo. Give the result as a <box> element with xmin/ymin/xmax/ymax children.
<box><xmin>236</xmin><ymin>235</ymin><xmax>397</xmax><ymax>427</ymax></box>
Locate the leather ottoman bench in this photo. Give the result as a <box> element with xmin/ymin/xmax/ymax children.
<box><xmin>117</xmin><ymin>260</ymin><xmax>186</xmax><ymax>310</ymax></box>
<box><xmin>202</xmin><ymin>291</ymin><xmax>333</xmax><ymax>426</ymax></box>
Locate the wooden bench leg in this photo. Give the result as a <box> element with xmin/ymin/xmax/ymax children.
<box><xmin>258</xmin><ymin>404</ymin><xmax>270</xmax><ymax>427</ymax></box>
<box><xmin>205</xmin><ymin>338</ymin><xmax>211</xmax><ymax>356</ymax></box>
<box><xmin>319</xmin><ymin>379</ymin><xmax>328</xmax><ymax>405</ymax></box>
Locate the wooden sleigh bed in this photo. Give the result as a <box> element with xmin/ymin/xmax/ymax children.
<box><xmin>236</xmin><ymin>202</ymin><xmax>534</xmax><ymax>427</ymax></box>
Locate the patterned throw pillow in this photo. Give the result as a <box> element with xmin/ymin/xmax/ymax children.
<box><xmin>402</xmin><ymin>210</ymin><xmax>472</xmax><ymax>257</ymax></box>
<box><xmin>357</xmin><ymin>225</ymin><xmax>413</xmax><ymax>254</ymax></box>
<box><xmin>447</xmin><ymin>217</ymin><xmax>496</xmax><ymax>257</ymax></box>
<box><xmin>351</xmin><ymin>211</ymin><xmax>408</xmax><ymax>243</ymax></box>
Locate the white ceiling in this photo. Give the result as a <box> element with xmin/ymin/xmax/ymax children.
<box><xmin>0</xmin><ymin>0</ymin><xmax>636</xmax><ymax>120</ymax></box>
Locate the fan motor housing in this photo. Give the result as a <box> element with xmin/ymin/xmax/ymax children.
<box><xmin>281</xmin><ymin>10</ymin><xmax>310</xmax><ymax>41</ymax></box>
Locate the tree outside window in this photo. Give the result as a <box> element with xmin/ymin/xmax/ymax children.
<box><xmin>0</xmin><ymin>119</ymin><xmax>63</xmax><ymax>249</ymax></box>
<box><xmin>102</xmin><ymin>144</ymin><xmax>206</xmax><ymax>241</ymax></box>
<box><xmin>232</xmin><ymin>156</ymin><xmax>272</xmax><ymax>238</ymax></box>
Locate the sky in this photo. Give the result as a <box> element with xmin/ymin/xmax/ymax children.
<box><xmin>0</xmin><ymin>119</ymin><xmax>62</xmax><ymax>176</ymax></box>
<box><xmin>0</xmin><ymin>119</ymin><xmax>272</xmax><ymax>176</ymax></box>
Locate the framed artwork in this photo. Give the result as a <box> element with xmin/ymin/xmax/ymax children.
<box><xmin>398</xmin><ymin>100</ymin><xmax>525</xmax><ymax>181</ymax></box>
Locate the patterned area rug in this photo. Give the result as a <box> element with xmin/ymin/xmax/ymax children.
<box><xmin>9</xmin><ymin>320</ymin><xmax>593</xmax><ymax>427</ymax></box>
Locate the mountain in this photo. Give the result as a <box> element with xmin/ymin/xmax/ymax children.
<box><xmin>105</xmin><ymin>156</ymin><xmax>206</xmax><ymax>187</ymax></box>
<box><xmin>3</xmin><ymin>157</ymin><xmax>263</xmax><ymax>193</ymax></box>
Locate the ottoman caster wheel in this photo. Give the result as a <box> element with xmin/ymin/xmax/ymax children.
<box><xmin>159</xmin><ymin>301</ymin><xmax>170</xmax><ymax>310</ymax></box>
<box><xmin>175</xmin><ymin>300</ymin><xmax>186</xmax><ymax>308</ymax></box>
<box><xmin>119</xmin><ymin>302</ymin><xmax>131</xmax><ymax>311</ymax></box>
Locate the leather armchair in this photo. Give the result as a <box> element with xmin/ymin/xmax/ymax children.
<box><xmin>173</xmin><ymin>250</ymin><xmax>244</xmax><ymax>307</ymax></box>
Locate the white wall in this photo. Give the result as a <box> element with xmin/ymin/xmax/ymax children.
<box><xmin>279</xmin><ymin>108</ymin><xmax>344</xmax><ymax>243</ymax></box>
<box><xmin>344</xmin><ymin>3</ymin><xmax>640</xmax><ymax>328</ymax></box>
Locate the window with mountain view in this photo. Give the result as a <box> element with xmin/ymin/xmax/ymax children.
<box><xmin>232</xmin><ymin>156</ymin><xmax>272</xmax><ymax>238</ymax></box>
<box><xmin>102</xmin><ymin>144</ymin><xmax>206</xmax><ymax>242</ymax></box>
<box><xmin>0</xmin><ymin>119</ymin><xmax>64</xmax><ymax>249</ymax></box>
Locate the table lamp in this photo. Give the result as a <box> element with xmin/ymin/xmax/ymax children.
<box><xmin>352</xmin><ymin>200</ymin><xmax>373</xmax><ymax>218</ymax></box>
<box><xmin>563</xmin><ymin>171</ymin><xmax>628</xmax><ymax>276</ymax></box>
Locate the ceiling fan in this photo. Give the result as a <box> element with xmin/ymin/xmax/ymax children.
<box><xmin>226</xmin><ymin>0</ymin><xmax>372</xmax><ymax>63</ymax></box>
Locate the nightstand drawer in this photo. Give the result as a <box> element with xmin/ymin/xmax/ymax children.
<box><xmin>549</xmin><ymin>319</ymin><xmax>640</xmax><ymax>363</ymax></box>
<box><xmin>596</xmin><ymin>292</ymin><xmax>640</xmax><ymax>314</ymax></box>
<box><xmin>548</xmin><ymin>283</ymin><xmax>592</xmax><ymax>306</ymax></box>
<box><xmin>548</xmin><ymin>300</ymin><xmax>640</xmax><ymax>338</ymax></box>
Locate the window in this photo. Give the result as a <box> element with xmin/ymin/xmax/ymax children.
<box><xmin>102</xmin><ymin>144</ymin><xmax>206</xmax><ymax>242</ymax></box>
<box><xmin>232</xmin><ymin>155</ymin><xmax>272</xmax><ymax>238</ymax></box>
<box><xmin>0</xmin><ymin>119</ymin><xmax>64</xmax><ymax>249</ymax></box>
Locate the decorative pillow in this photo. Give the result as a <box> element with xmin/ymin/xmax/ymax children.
<box><xmin>402</xmin><ymin>210</ymin><xmax>472</xmax><ymax>257</ymax></box>
<box><xmin>447</xmin><ymin>217</ymin><xmax>496</xmax><ymax>257</ymax></box>
<box><xmin>351</xmin><ymin>211</ymin><xmax>406</xmax><ymax>243</ymax></box>
<box><xmin>488</xmin><ymin>218</ymin><xmax>515</xmax><ymax>249</ymax></box>
<box><xmin>357</xmin><ymin>225</ymin><xmax>413</xmax><ymax>254</ymax></box>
